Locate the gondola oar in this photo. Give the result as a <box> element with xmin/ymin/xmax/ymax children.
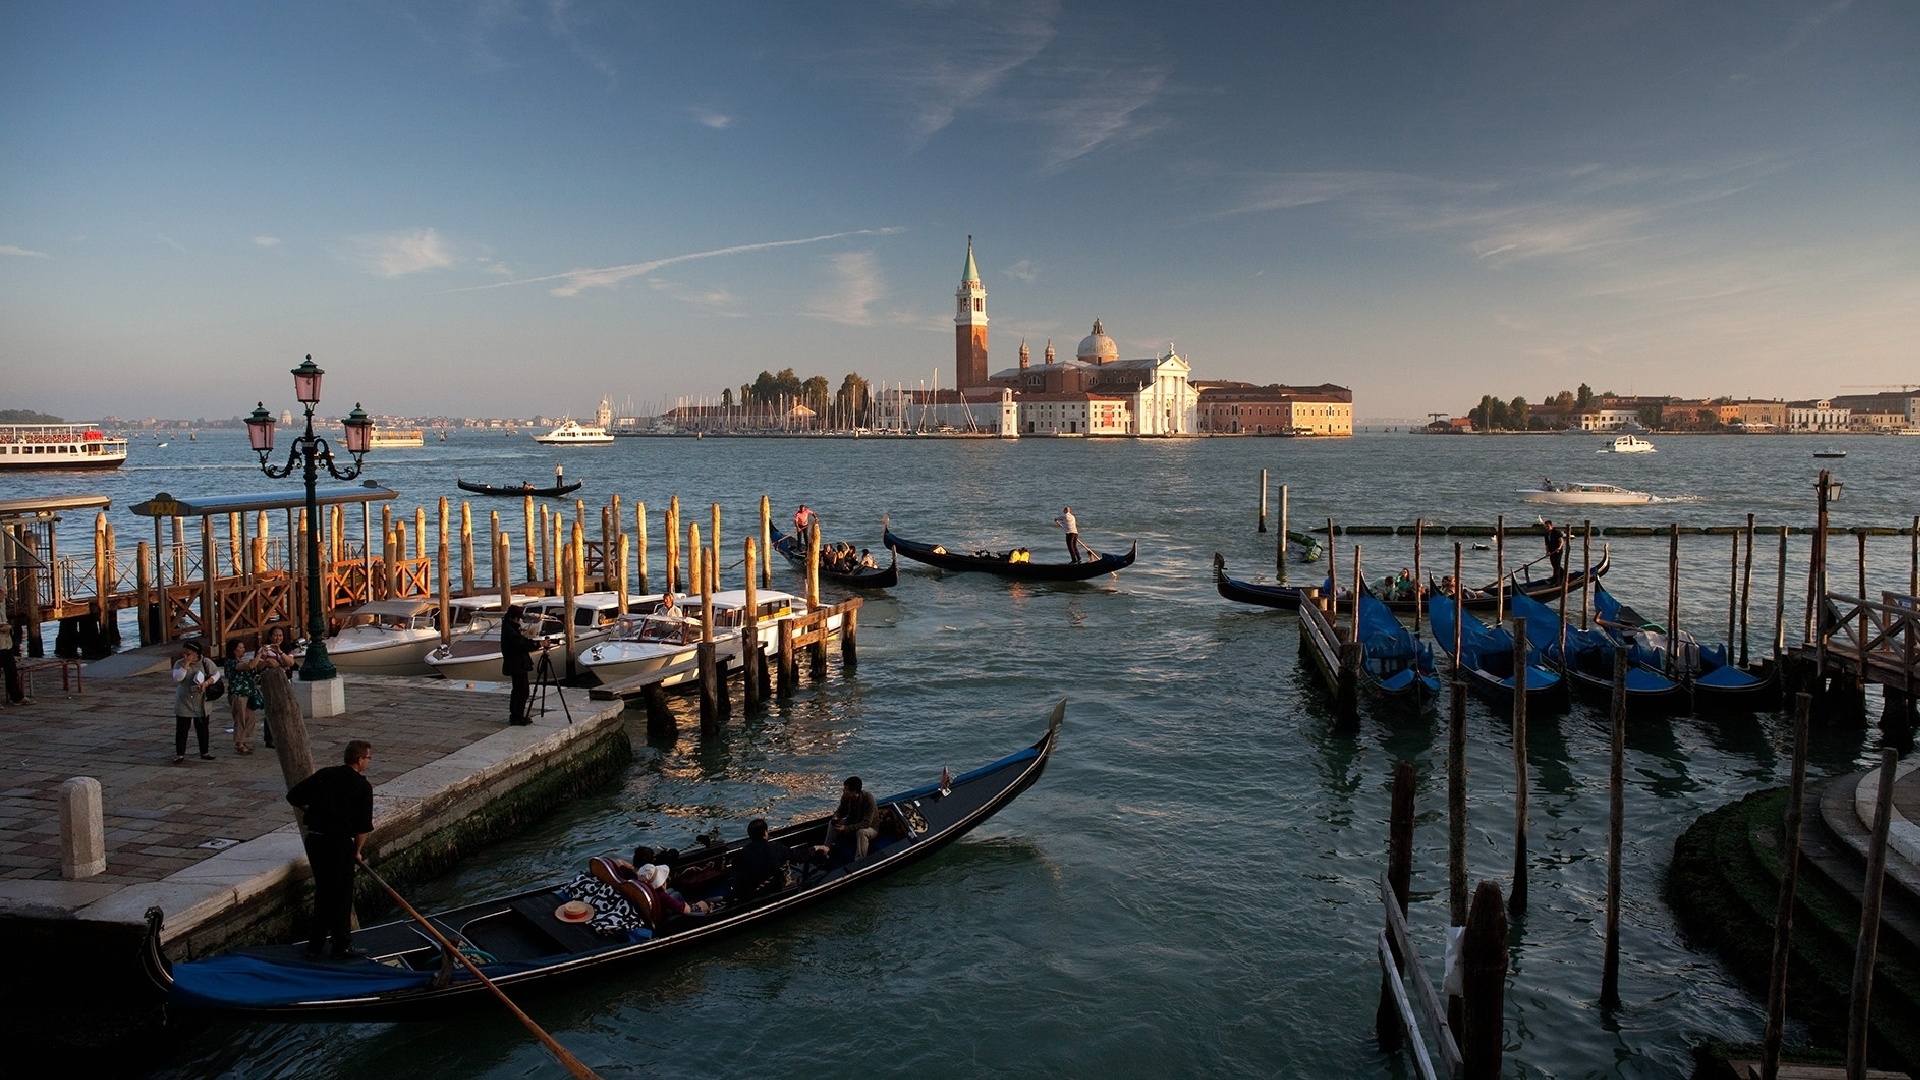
<box><xmin>357</xmin><ymin>857</ymin><xmax>603</xmax><ymax>1080</ymax></box>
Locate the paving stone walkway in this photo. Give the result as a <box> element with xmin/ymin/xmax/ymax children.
<box><xmin>0</xmin><ymin>657</ymin><xmax>586</xmax><ymax>888</ymax></box>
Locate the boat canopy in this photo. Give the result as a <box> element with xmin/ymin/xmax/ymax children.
<box><xmin>130</xmin><ymin>481</ymin><xmax>399</xmax><ymax>518</ymax></box>
<box><xmin>0</xmin><ymin>493</ymin><xmax>112</xmax><ymax>522</ymax></box>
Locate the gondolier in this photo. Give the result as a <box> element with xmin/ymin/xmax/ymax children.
<box><xmin>1542</xmin><ymin>518</ymin><xmax>1565</xmax><ymax>580</ymax></box>
<box><xmin>287</xmin><ymin>740</ymin><xmax>375</xmax><ymax>959</ymax></box>
<box><xmin>1054</xmin><ymin>506</ymin><xmax>1084</xmax><ymax>563</ymax></box>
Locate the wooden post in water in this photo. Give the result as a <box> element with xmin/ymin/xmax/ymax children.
<box><xmin>1845</xmin><ymin>746</ymin><xmax>1899</xmax><ymax>1080</ymax></box>
<box><xmin>1727</xmin><ymin>530</ymin><xmax>1740</xmax><ymax>649</ymax></box>
<box><xmin>135</xmin><ymin>540</ymin><xmax>153</xmax><ymax>646</ymax></box>
<box><xmin>616</xmin><ymin>535</ymin><xmax>630</xmax><ymax>614</ymax></box>
<box><xmin>1375</xmin><ymin>761</ymin><xmax>1416</xmax><ymax>1049</ymax></box>
<box><xmin>1412</xmin><ymin>519</ymin><xmax>1424</xmax><ymax>633</ymax></box>
<box><xmin>1602</xmin><ymin>643</ymin><xmax>1628</xmax><ymax>1009</ymax></box>
<box><xmin>572</xmin><ymin>519</ymin><xmax>587</xmax><ymax>595</ymax></box>
<box><xmin>693</xmin><ymin>522</ymin><xmax>719</xmax><ymax>734</ymax></box>
<box><xmin>559</xmin><ymin>545</ymin><xmax>577</xmax><ymax>679</ymax></box>
<box><xmin>759</xmin><ymin>495</ymin><xmax>772</xmax><ymax>590</ymax></box>
<box><xmin>1857</xmin><ymin>529</ymin><xmax>1868</xmax><ymax>601</ymax></box>
<box><xmin>460</xmin><ymin>501</ymin><xmax>474</xmax><ymax>598</ymax></box>
<box><xmin>710</xmin><ymin>503</ymin><xmax>722</xmax><ymax>591</ymax></box>
<box><xmin>1258</xmin><ymin>469</ymin><xmax>1269</xmax><ymax>533</ymax></box>
<box><xmin>1449</xmin><ymin>674</ymin><xmax>1468</xmax><ymax>927</ymax></box>
<box><xmin>632</xmin><ymin>501</ymin><xmax>648</xmax><ymax>594</ymax></box>
<box><xmin>1461</xmin><ymin>880</ymin><xmax>1509</xmax><ymax>1080</ymax></box>
<box><xmin>1667</xmin><ymin>524</ymin><xmax>1681</xmax><ymax>681</ymax></box>
<box><xmin>841</xmin><ymin>603</ymin><xmax>858</xmax><ymax>673</ymax></box>
<box><xmin>742</xmin><ymin>540</ymin><xmax>761</xmax><ymax>707</ymax></box>
<box><xmin>522</xmin><ymin>496</ymin><xmax>536</xmax><ymax>583</ymax></box>
<box><xmin>437</xmin><ymin>529</ymin><xmax>452</xmax><ymax>645</ymax></box>
<box><xmin>1326</xmin><ymin>518</ymin><xmax>1338</xmax><ymax>611</ymax></box>
<box><xmin>496</xmin><ymin>533</ymin><xmax>512</xmax><ymax>611</ymax></box>
<box><xmin>1452</xmin><ymin>543</ymin><xmax>1465</xmax><ymax>678</ymax></box>
<box><xmin>1761</xmin><ymin>692</ymin><xmax>1813</xmax><ymax>1080</ymax></box>
<box><xmin>1495</xmin><ymin>515</ymin><xmax>1506</xmax><ymax>626</ymax></box>
<box><xmin>807</xmin><ymin>521</ymin><xmax>826</xmax><ymax>678</ymax></box>
<box><xmin>665</xmin><ymin>497</ymin><xmax>681</xmax><ymax>595</ymax></box>
<box><xmin>1277</xmin><ymin>484</ymin><xmax>1290</xmax><ymax>572</ymax></box>
<box><xmin>1740</xmin><ymin>513</ymin><xmax>1756</xmax><ymax>668</ymax></box>
<box><xmin>1509</xmin><ymin>617</ymin><xmax>1529</xmax><ymax>919</ymax></box>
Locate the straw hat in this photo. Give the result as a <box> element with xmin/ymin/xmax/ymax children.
<box><xmin>554</xmin><ymin>899</ymin><xmax>594</xmax><ymax>923</ymax></box>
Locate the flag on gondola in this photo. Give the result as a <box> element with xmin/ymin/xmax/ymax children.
<box><xmin>939</xmin><ymin>767</ymin><xmax>952</xmax><ymax>796</ymax></box>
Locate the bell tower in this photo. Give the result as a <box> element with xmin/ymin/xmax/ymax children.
<box><xmin>955</xmin><ymin>236</ymin><xmax>989</xmax><ymax>389</ymax></box>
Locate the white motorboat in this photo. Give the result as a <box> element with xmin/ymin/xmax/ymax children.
<box><xmin>425</xmin><ymin>591</ymin><xmax>628</xmax><ymax>681</ymax></box>
<box><xmin>576</xmin><ymin>589</ymin><xmax>829</xmax><ymax>687</ymax></box>
<box><xmin>1515</xmin><ymin>482</ymin><xmax>1659</xmax><ymax>506</ymax></box>
<box><xmin>1600</xmin><ymin>434</ymin><xmax>1656</xmax><ymax>453</ymax></box>
<box><xmin>321</xmin><ymin>597</ymin><xmax>501</xmax><ymax>676</ymax></box>
<box><xmin>533</xmin><ymin>419</ymin><xmax>614</xmax><ymax>446</ymax></box>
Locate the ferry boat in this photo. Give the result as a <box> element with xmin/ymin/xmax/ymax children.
<box><xmin>0</xmin><ymin>422</ymin><xmax>129</xmax><ymax>471</ymax></box>
<box><xmin>533</xmin><ymin>420</ymin><xmax>614</xmax><ymax>446</ymax></box>
<box><xmin>534</xmin><ymin>398</ymin><xmax>617</xmax><ymax>446</ymax></box>
<box><xmin>368</xmin><ymin>427</ymin><xmax>425</xmax><ymax>449</ymax></box>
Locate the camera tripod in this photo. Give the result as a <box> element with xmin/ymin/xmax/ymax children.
<box><xmin>529</xmin><ymin>640</ymin><xmax>574</xmax><ymax>725</ymax></box>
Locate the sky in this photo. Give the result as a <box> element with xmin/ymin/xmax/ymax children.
<box><xmin>2</xmin><ymin>1</ymin><xmax>1917</xmax><ymax>423</ymax></box>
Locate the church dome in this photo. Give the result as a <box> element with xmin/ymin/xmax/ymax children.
<box><xmin>1076</xmin><ymin>318</ymin><xmax>1117</xmax><ymax>364</ymax></box>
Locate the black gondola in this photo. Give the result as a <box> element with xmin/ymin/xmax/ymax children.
<box><xmin>1212</xmin><ymin>549</ymin><xmax>1610</xmax><ymax>613</ymax></box>
<box><xmin>456</xmin><ymin>478</ymin><xmax>583</xmax><ymax>499</ymax></box>
<box><xmin>144</xmin><ymin>703</ymin><xmax>1063</xmax><ymax>1020</ymax></box>
<box><xmin>1593</xmin><ymin>584</ymin><xmax>1780</xmax><ymax>712</ymax></box>
<box><xmin>769</xmin><ymin>525</ymin><xmax>898</xmax><ymax>588</ymax></box>
<box><xmin>884</xmin><ymin>525</ymin><xmax>1136</xmax><ymax>582</ymax></box>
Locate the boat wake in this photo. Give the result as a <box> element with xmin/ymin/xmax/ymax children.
<box><xmin>1646</xmin><ymin>494</ymin><xmax>1702</xmax><ymax>504</ymax></box>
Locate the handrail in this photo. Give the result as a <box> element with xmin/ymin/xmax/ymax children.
<box><xmin>1379</xmin><ymin>871</ymin><xmax>1464</xmax><ymax>1077</ymax></box>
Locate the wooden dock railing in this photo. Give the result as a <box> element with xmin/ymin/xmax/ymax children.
<box><xmin>1377</xmin><ymin>871</ymin><xmax>1463</xmax><ymax>1079</ymax></box>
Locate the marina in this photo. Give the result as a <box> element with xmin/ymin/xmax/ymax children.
<box><xmin>2</xmin><ymin>431</ymin><xmax>1918</xmax><ymax>1078</ymax></box>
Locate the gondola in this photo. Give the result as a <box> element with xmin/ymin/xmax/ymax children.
<box><xmin>144</xmin><ymin>703</ymin><xmax>1063</xmax><ymax>1021</ymax></box>
<box><xmin>769</xmin><ymin>525</ymin><xmax>898</xmax><ymax>589</ymax></box>
<box><xmin>884</xmin><ymin>525</ymin><xmax>1135</xmax><ymax>582</ymax></box>
<box><xmin>1355</xmin><ymin>581</ymin><xmax>1441</xmax><ymax>707</ymax></box>
<box><xmin>1428</xmin><ymin>593</ymin><xmax>1565</xmax><ymax>709</ymax></box>
<box><xmin>1593</xmin><ymin>584</ymin><xmax>1779</xmax><ymax>712</ymax></box>
<box><xmin>1507</xmin><ymin>591</ymin><xmax>1684</xmax><ymax>714</ymax></box>
<box><xmin>1212</xmin><ymin>549</ymin><xmax>1611</xmax><ymax>613</ymax></box>
<box><xmin>456</xmin><ymin>478</ymin><xmax>583</xmax><ymax>499</ymax></box>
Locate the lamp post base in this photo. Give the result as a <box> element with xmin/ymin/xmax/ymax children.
<box><xmin>292</xmin><ymin>675</ymin><xmax>347</xmax><ymax>718</ymax></box>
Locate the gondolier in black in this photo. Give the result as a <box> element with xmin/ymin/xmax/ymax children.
<box><xmin>1542</xmin><ymin>518</ymin><xmax>1566</xmax><ymax>580</ymax></box>
<box><xmin>1054</xmin><ymin>506</ymin><xmax>1084</xmax><ymax>563</ymax></box>
<box><xmin>502</xmin><ymin>613</ymin><xmax>534</xmax><ymax>726</ymax></box>
<box><xmin>287</xmin><ymin>740</ymin><xmax>375</xmax><ymax>959</ymax></box>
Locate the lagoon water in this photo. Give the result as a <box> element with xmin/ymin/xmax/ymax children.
<box><xmin>5</xmin><ymin>430</ymin><xmax>1915</xmax><ymax>1078</ymax></box>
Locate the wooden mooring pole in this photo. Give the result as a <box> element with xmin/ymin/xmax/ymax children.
<box><xmin>1509</xmin><ymin>617</ymin><xmax>1529</xmax><ymax>919</ymax></box>
<box><xmin>1277</xmin><ymin>484</ymin><xmax>1290</xmax><ymax>572</ymax></box>
<box><xmin>1601</xmin><ymin>643</ymin><xmax>1628</xmax><ymax>1009</ymax></box>
<box><xmin>1461</xmin><ymin>880</ymin><xmax>1509</xmax><ymax>1080</ymax></box>
<box><xmin>1740</xmin><ymin>513</ymin><xmax>1756</xmax><ymax>668</ymax></box>
<box><xmin>1258</xmin><ymin>469</ymin><xmax>1269</xmax><ymax>533</ymax></box>
<box><xmin>1761</xmin><ymin>692</ymin><xmax>1813</xmax><ymax>1080</ymax></box>
<box><xmin>741</xmin><ymin>539</ymin><xmax>761</xmax><ymax>707</ymax></box>
<box><xmin>1374</xmin><ymin>761</ymin><xmax>1416</xmax><ymax>1049</ymax></box>
<box><xmin>1449</xmin><ymin>675</ymin><xmax>1468</xmax><ymax>927</ymax></box>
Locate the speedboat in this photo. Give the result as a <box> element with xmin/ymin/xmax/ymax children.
<box><xmin>577</xmin><ymin>590</ymin><xmax>824</xmax><ymax>687</ymax></box>
<box><xmin>425</xmin><ymin>592</ymin><xmax>627</xmax><ymax>681</ymax></box>
<box><xmin>1601</xmin><ymin>434</ymin><xmax>1656</xmax><ymax>453</ymax></box>
<box><xmin>1812</xmin><ymin>448</ymin><xmax>1847</xmax><ymax>458</ymax></box>
<box><xmin>1515</xmin><ymin>481</ymin><xmax>1658</xmax><ymax>505</ymax></box>
<box><xmin>322</xmin><ymin>599</ymin><xmax>442</xmax><ymax>676</ymax></box>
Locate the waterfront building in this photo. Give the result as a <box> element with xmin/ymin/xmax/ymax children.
<box><xmin>1193</xmin><ymin>381</ymin><xmax>1353</xmax><ymax>436</ymax></box>
<box><xmin>1786</xmin><ymin>399</ymin><xmax>1850</xmax><ymax>433</ymax></box>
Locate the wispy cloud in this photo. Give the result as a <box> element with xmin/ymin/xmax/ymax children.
<box><xmin>253</xmin><ymin>236</ymin><xmax>281</xmax><ymax>247</ymax></box>
<box><xmin>447</xmin><ymin>228</ymin><xmax>901</xmax><ymax>297</ymax></box>
<box><xmin>806</xmin><ymin>251</ymin><xmax>886</xmax><ymax>325</ymax></box>
<box><xmin>0</xmin><ymin>245</ymin><xmax>49</xmax><ymax>258</ymax></box>
<box><xmin>690</xmin><ymin>107</ymin><xmax>731</xmax><ymax>130</ymax></box>
<box><xmin>351</xmin><ymin>228</ymin><xmax>455</xmax><ymax>277</ymax></box>
<box><xmin>1004</xmin><ymin>258</ymin><xmax>1039</xmax><ymax>284</ymax></box>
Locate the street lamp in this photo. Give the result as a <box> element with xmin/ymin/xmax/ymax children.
<box><xmin>246</xmin><ymin>354</ymin><xmax>374</xmax><ymax>681</ymax></box>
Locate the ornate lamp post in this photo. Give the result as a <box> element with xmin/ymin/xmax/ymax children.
<box><xmin>245</xmin><ymin>355</ymin><xmax>373</xmax><ymax>681</ymax></box>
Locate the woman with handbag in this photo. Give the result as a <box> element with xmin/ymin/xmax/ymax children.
<box><xmin>171</xmin><ymin>639</ymin><xmax>221</xmax><ymax>762</ymax></box>
<box><xmin>222</xmin><ymin>638</ymin><xmax>260</xmax><ymax>755</ymax></box>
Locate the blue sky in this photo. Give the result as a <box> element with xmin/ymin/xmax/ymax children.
<box><xmin>3</xmin><ymin>1</ymin><xmax>1916</xmax><ymax>422</ymax></box>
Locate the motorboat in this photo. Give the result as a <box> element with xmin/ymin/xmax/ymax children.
<box><xmin>1601</xmin><ymin>434</ymin><xmax>1656</xmax><ymax>453</ymax></box>
<box><xmin>577</xmin><ymin>589</ymin><xmax>829</xmax><ymax>687</ymax></box>
<box><xmin>425</xmin><ymin>592</ymin><xmax>627</xmax><ymax>681</ymax></box>
<box><xmin>533</xmin><ymin>419</ymin><xmax>614</xmax><ymax>446</ymax></box>
<box><xmin>1514</xmin><ymin>481</ymin><xmax>1658</xmax><ymax>506</ymax></box>
<box><xmin>1812</xmin><ymin>448</ymin><xmax>1847</xmax><ymax>458</ymax></box>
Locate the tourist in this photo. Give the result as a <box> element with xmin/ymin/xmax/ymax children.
<box><xmin>1397</xmin><ymin>568</ymin><xmax>1414</xmax><ymax>599</ymax></box>
<box><xmin>730</xmin><ymin>817</ymin><xmax>820</xmax><ymax>901</ymax></box>
<box><xmin>254</xmin><ymin>625</ymin><xmax>298</xmax><ymax>749</ymax></box>
<box><xmin>827</xmin><ymin>776</ymin><xmax>879</xmax><ymax>860</ymax></box>
<box><xmin>502</xmin><ymin>613</ymin><xmax>534</xmax><ymax>726</ymax></box>
<box><xmin>1053</xmin><ymin>506</ymin><xmax>1084</xmax><ymax>563</ymax></box>
<box><xmin>287</xmin><ymin>740</ymin><xmax>375</xmax><ymax>959</ymax></box>
<box><xmin>222</xmin><ymin>638</ymin><xmax>260</xmax><ymax>755</ymax></box>
<box><xmin>858</xmin><ymin>548</ymin><xmax>877</xmax><ymax>569</ymax></box>
<box><xmin>0</xmin><ymin>617</ymin><xmax>20</xmax><ymax>705</ymax></box>
<box><xmin>171</xmin><ymin>640</ymin><xmax>220</xmax><ymax>763</ymax></box>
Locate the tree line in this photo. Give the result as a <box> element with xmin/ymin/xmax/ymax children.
<box><xmin>714</xmin><ymin>369</ymin><xmax>875</xmax><ymax>428</ymax></box>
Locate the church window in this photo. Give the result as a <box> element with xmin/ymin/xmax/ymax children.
<box><xmin>973</xmin><ymin>298</ymin><xmax>983</xmax><ymax>312</ymax></box>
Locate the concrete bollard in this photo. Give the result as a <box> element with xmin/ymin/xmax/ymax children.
<box><xmin>59</xmin><ymin>776</ymin><xmax>106</xmax><ymax>879</ymax></box>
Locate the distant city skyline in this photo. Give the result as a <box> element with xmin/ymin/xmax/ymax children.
<box><xmin>3</xmin><ymin>3</ymin><xmax>1915</xmax><ymax>422</ymax></box>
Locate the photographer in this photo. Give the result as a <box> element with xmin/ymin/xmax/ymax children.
<box><xmin>502</xmin><ymin>612</ymin><xmax>535</xmax><ymax>726</ymax></box>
